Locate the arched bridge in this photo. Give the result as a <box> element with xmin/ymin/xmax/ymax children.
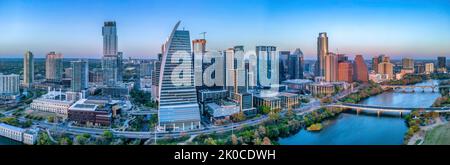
<box><xmin>327</xmin><ymin>103</ymin><xmax>450</xmax><ymax>116</ymax></box>
<box><xmin>381</xmin><ymin>85</ymin><xmax>450</xmax><ymax>92</ymax></box>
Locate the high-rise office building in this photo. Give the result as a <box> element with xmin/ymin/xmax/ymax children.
<box><xmin>158</xmin><ymin>21</ymin><xmax>200</xmax><ymax>131</ymax></box>
<box><xmin>234</xmin><ymin>45</ymin><xmax>244</xmax><ymax>52</ymax></box>
<box><xmin>372</xmin><ymin>57</ymin><xmax>379</xmax><ymax>73</ymax></box>
<box><xmin>316</xmin><ymin>32</ymin><xmax>328</xmax><ymax>77</ymax></box>
<box><xmin>71</xmin><ymin>60</ymin><xmax>88</xmax><ymax>92</ymax></box>
<box><xmin>102</xmin><ymin>21</ymin><xmax>117</xmax><ymax>56</ymax></box>
<box><xmin>337</xmin><ymin>54</ymin><xmax>348</xmax><ymax>63</ymax></box>
<box><xmin>425</xmin><ymin>63</ymin><xmax>435</xmax><ymax>74</ymax></box>
<box><xmin>438</xmin><ymin>56</ymin><xmax>446</xmax><ymax>68</ymax></box>
<box><xmin>23</xmin><ymin>51</ymin><xmax>34</xmax><ymax>87</ymax></box>
<box><xmin>140</xmin><ymin>62</ymin><xmax>153</xmax><ymax>78</ymax></box>
<box><xmin>338</xmin><ymin>62</ymin><xmax>353</xmax><ymax>83</ymax></box>
<box><xmin>256</xmin><ymin>46</ymin><xmax>278</xmax><ymax>86</ymax></box>
<box><xmin>324</xmin><ymin>53</ymin><xmax>338</xmax><ymax>82</ymax></box>
<box><xmin>192</xmin><ymin>39</ymin><xmax>206</xmax><ymax>88</ymax></box>
<box><xmin>402</xmin><ymin>58</ymin><xmax>414</xmax><ymax>70</ymax></box>
<box><xmin>353</xmin><ymin>55</ymin><xmax>369</xmax><ymax>83</ymax></box>
<box><xmin>288</xmin><ymin>48</ymin><xmax>304</xmax><ymax>80</ymax></box>
<box><xmin>378</xmin><ymin>60</ymin><xmax>394</xmax><ymax>80</ymax></box>
<box><xmin>117</xmin><ymin>52</ymin><xmax>123</xmax><ymax>82</ymax></box>
<box><xmin>224</xmin><ymin>48</ymin><xmax>236</xmax><ymax>95</ymax></box>
<box><xmin>279</xmin><ymin>51</ymin><xmax>290</xmax><ymax>83</ymax></box>
<box><xmin>101</xmin><ymin>21</ymin><xmax>121</xmax><ymax>86</ymax></box>
<box><xmin>45</xmin><ymin>52</ymin><xmax>63</xmax><ymax>82</ymax></box>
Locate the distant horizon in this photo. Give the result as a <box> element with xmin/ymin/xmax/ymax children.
<box><xmin>0</xmin><ymin>55</ymin><xmax>445</xmax><ymax>61</ymax></box>
<box><xmin>1</xmin><ymin>0</ymin><xmax>449</xmax><ymax>59</ymax></box>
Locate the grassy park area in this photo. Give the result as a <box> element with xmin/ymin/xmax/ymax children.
<box><xmin>423</xmin><ymin>123</ymin><xmax>450</xmax><ymax>145</ymax></box>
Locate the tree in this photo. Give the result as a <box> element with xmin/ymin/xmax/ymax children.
<box><xmin>74</xmin><ymin>135</ymin><xmax>89</xmax><ymax>145</ymax></box>
<box><xmin>259</xmin><ymin>106</ymin><xmax>271</xmax><ymax>114</ymax></box>
<box><xmin>59</xmin><ymin>137</ymin><xmax>72</xmax><ymax>145</ymax></box>
<box><xmin>231</xmin><ymin>134</ymin><xmax>239</xmax><ymax>145</ymax></box>
<box><xmin>231</xmin><ymin>112</ymin><xmax>246</xmax><ymax>122</ymax></box>
<box><xmin>262</xmin><ymin>137</ymin><xmax>272</xmax><ymax>145</ymax></box>
<box><xmin>102</xmin><ymin>130</ymin><xmax>113</xmax><ymax>141</ymax></box>
<box><xmin>47</xmin><ymin>116</ymin><xmax>55</xmax><ymax>123</ymax></box>
<box><xmin>37</xmin><ymin>132</ymin><xmax>53</xmax><ymax>145</ymax></box>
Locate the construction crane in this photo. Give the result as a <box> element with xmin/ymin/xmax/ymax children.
<box><xmin>199</xmin><ymin>32</ymin><xmax>207</xmax><ymax>40</ymax></box>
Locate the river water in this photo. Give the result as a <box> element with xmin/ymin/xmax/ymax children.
<box><xmin>279</xmin><ymin>80</ymin><xmax>441</xmax><ymax>145</ymax></box>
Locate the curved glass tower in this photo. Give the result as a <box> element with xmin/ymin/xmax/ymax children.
<box><xmin>158</xmin><ymin>21</ymin><xmax>201</xmax><ymax>131</ymax></box>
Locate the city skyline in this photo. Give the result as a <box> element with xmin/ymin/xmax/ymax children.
<box><xmin>0</xmin><ymin>0</ymin><xmax>450</xmax><ymax>59</ymax></box>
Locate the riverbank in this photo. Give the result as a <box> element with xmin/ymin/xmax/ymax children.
<box><xmin>407</xmin><ymin>116</ymin><xmax>446</xmax><ymax>145</ymax></box>
<box><xmin>422</xmin><ymin>121</ymin><xmax>450</xmax><ymax>145</ymax></box>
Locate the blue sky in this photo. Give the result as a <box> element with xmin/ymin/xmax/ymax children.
<box><xmin>0</xmin><ymin>0</ymin><xmax>449</xmax><ymax>59</ymax></box>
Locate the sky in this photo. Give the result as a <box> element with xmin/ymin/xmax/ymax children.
<box><xmin>0</xmin><ymin>0</ymin><xmax>449</xmax><ymax>60</ymax></box>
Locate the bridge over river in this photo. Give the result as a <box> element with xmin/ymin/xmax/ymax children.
<box><xmin>327</xmin><ymin>103</ymin><xmax>450</xmax><ymax>116</ymax></box>
<box><xmin>381</xmin><ymin>84</ymin><xmax>450</xmax><ymax>92</ymax></box>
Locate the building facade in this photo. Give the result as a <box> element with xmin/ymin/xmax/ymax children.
<box><xmin>425</xmin><ymin>63</ymin><xmax>435</xmax><ymax>74</ymax></box>
<box><xmin>288</xmin><ymin>48</ymin><xmax>304</xmax><ymax>80</ymax></box>
<box><xmin>23</xmin><ymin>51</ymin><xmax>34</xmax><ymax>87</ymax></box>
<box><xmin>0</xmin><ymin>74</ymin><xmax>20</xmax><ymax>99</ymax></box>
<box><xmin>256</xmin><ymin>46</ymin><xmax>278</xmax><ymax>86</ymax></box>
<box><xmin>158</xmin><ymin>21</ymin><xmax>201</xmax><ymax>131</ymax></box>
<box><xmin>338</xmin><ymin>61</ymin><xmax>353</xmax><ymax>83</ymax></box>
<box><xmin>353</xmin><ymin>55</ymin><xmax>369</xmax><ymax>83</ymax></box>
<box><xmin>71</xmin><ymin>60</ymin><xmax>89</xmax><ymax>92</ymax></box>
<box><xmin>316</xmin><ymin>32</ymin><xmax>328</xmax><ymax>77</ymax></box>
<box><xmin>324</xmin><ymin>53</ymin><xmax>338</xmax><ymax>82</ymax></box>
<box><xmin>45</xmin><ymin>52</ymin><xmax>63</xmax><ymax>82</ymax></box>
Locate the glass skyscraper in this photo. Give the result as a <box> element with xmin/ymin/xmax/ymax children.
<box><xmin>158</xmin><ymin>21</ymin><xmax>201</xmax><ymax>131</ymax></box>
<box><xmin>71</xmin><ymin>60</ymin><xmax>88</xmax><ymax>92</ymax></box>
<box><xmin>45</xmin><ymin>51</ymin><xmax>63</xmax><ymax>82</ymax></box>
<box><xmin>101</xmin><ymin>21</ymin><xmax>121</xmax><ymax>86</ymax></box>
<box><xmin>23</xmin><ymin>51</ymin><xmax>34</xmax><ymax>87</ymax></box>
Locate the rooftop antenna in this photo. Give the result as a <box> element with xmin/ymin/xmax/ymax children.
<box><xmin>199</xmin><ymin>32</ymin><xmax>207</xmax><ymax>40</ymax></box>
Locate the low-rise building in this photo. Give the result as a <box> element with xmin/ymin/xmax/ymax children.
<box><xmin>253</xmin><ymin>91</ymin><xmax>282</xmax><ymax>112</ymax></box>
<box><xmin>30</xmin><ymin>89</ymin><xmax>76</xmax><ymax>117</ymax></box>
<box><xmin>0</xmin><ymin>123</ymin><xmax>39</xmax><ymax>145</ymax></box>
<box><xmin>282</xmin><ymin>79</ymin><xmax>313</xmax><ymax>94</ymax></box>
<box><xmin>278</xmin><ymin>92</ymin><xmax>301</xmax><ymax>110</ymax></box>
<box><xmin>68</xmin><ymin>99</ymin><xmax>111</xmax><ymax>126</ymax></box>
<box><xmin>206</xmin><ymin>102</ymin><xmax>240</xmax><ymax>125</ymax></box>
<box><xmin>307</xmin><ymin>81</ymin><xmax>349</xmax><ymax>97</ymax></box>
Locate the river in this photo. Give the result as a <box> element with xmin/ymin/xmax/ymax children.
<box><xmin>279</xmin><ymin>80</ymin><xmax>441</xmax><ymax>145</ymax></box>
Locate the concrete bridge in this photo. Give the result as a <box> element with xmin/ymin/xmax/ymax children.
<box><xmin>327</xmin><ymin>103</ymin><xmax>450</xmax><ymax>116</ymax></box>
<box><xmin>381</xmin><ymin>85</ymin><xmax>450</xmax><ymax>93</ymax></box>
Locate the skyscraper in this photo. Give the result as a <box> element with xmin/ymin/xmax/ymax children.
<box><xmin>101</xmin><ymin>21</ymin><xmax>121</xmax><ymax>86</ymax></box>
<box><xmin>192</xmin><ymin>39</ymin><xmax>206</xmax><ymax>88</ymax></box>
<box><xmin>23</xmin><ymin>51</ymin><xmax>34</xmax><ymax>87</ymax></box>
<box><xmin>256</xmin><ymin>46</ymin><xmax>278</xmax><ymax>86</ymax></box>
<box><xmin>117</xmin><ymin>52</ymin><xmax>123</xmax><ymax>82</ymax></box>
<box><xmin>158</xmin><ymin>21</ymin><xmax>200</xmax><ymax>131</ymax></box>
<box><xmin>437</xmin><ymin>56</ymin><xmax>447</xmax><ymax>73</ymax></box>
<box><xmin>378</xmin><ymin>60</ymin><xmax>394</xmax><ymax>80</ymax></box>
<box><xmin>288</xmin><ymin>48</ymin><xmax>304</xmax><ymax>80</ymax></box>
<box><xmin>402</xmin><ymin>58</ymin><xmax>414</xmax><ymax>70</ymax></box>
<box><xmin>71</xmin><ymin>60</ymin><xmax>88</xmax><ymax>92</ymax></box>
<box><xmin>338</xmin><ymin>61</ymin><xmax>353</xmax><ymax>83</ymax></box>
<box><xmin>103</xmin><ymin>21</ymin><xmax>117</xmax><ymax>56</ymax></box>
<box><xmin>372</xmin><ymin>57</ymin><xmax>379</xmax><ymax>73</ymax></box>
<box><xmin>279</xmin><ymin>51</ymin><xmax>290</xmax><ymax>83</ymax></box>
<box><xmin>324</xmin><ymin>53</ymin><xmax>338</xmax><ymax>82</ymax></box>
<box><xmin>353</xmin><ymin>55</ymin><xmax>369</xmax><ymax>83</ymax></box>
<box><xmin>316</xmin><ymin>32</ymin><xmax>328</xmax><ymax>77</ymax></box>
<box><xmin>45</xmin><ymin>52</ymin><xmax>63</xmax><ymax>82</ymax></box>
<box><xmin>425</xmin><ymin>63</ymin><xmax>435</xmax><ymax>74</ymax></box>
